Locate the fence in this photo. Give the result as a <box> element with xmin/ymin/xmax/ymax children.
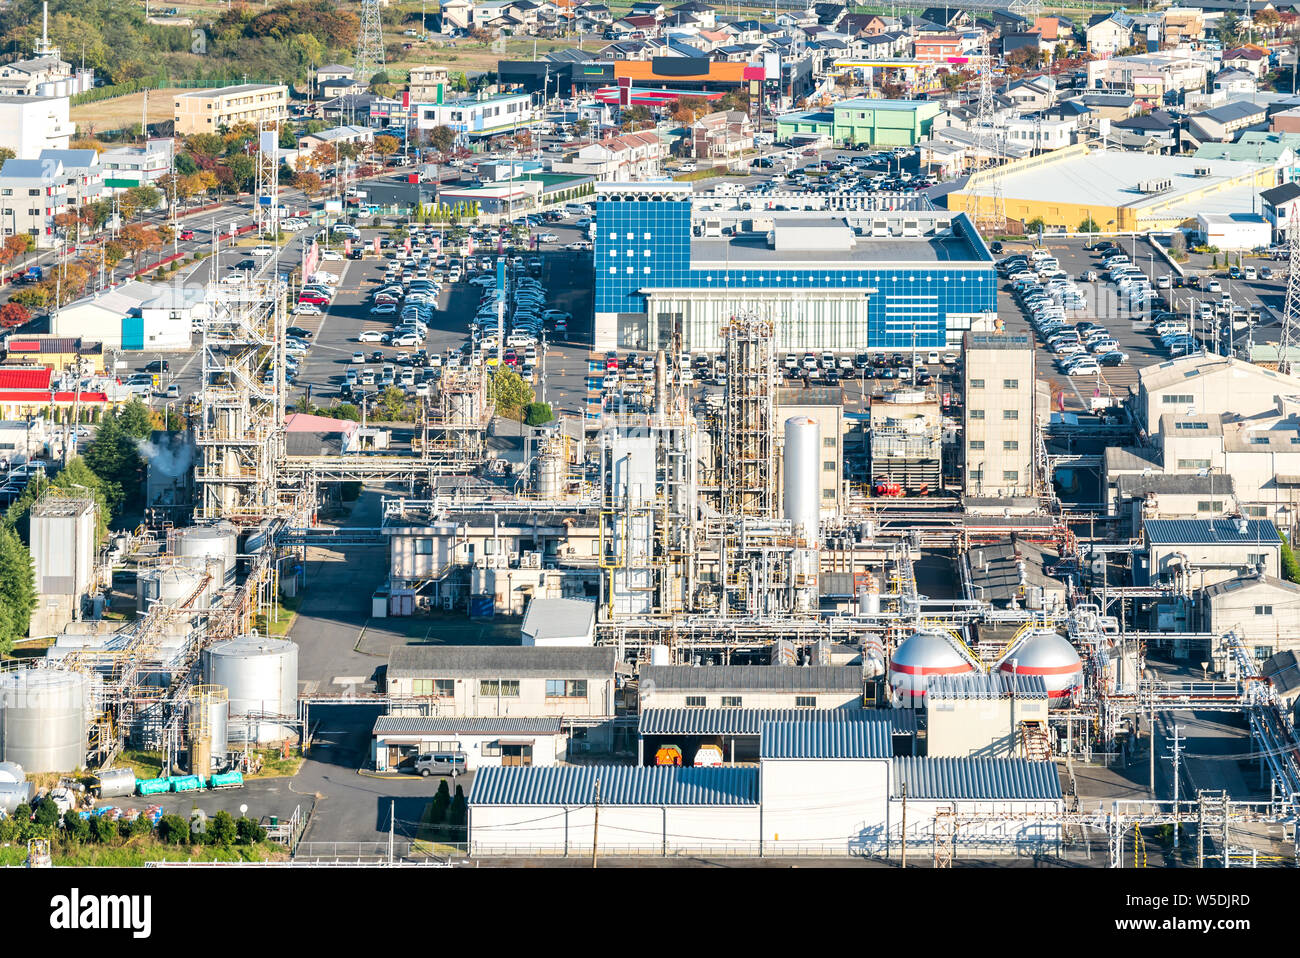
<box><xmin>292</xmin><ymin>839</ymin><xmax>465</xmax><ymax>863</ymax></box>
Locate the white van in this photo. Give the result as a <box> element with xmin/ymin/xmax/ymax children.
<box><xmin>693</xmin><ymin>745</ymin><xmax>724</xmax><ymax>767</ymax></box>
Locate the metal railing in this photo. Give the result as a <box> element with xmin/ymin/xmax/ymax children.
<box><xmin>292</xmin><ymin>839</ymin><xmax>464</xmax><ymax>862</ymax></box>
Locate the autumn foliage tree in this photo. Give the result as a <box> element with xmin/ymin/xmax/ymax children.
<box><xmin>0</xmin><ymin>303</ymin><xmax>31</xmax><ymax>328</ymax></box>
<box><xmin>292</xmin><ymin>170</ymin><xmax>323</xmax><ymax>195</ymax></box>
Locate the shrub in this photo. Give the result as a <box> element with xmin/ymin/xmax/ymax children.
<box><xmin>157</xmin><ymin>813</ymin><xmax>190</xmax><ymax>845</ymax></box>
<box><xmin>206</xmin><ymin>810</ymin><xmax>237</xmax><ymax>847</ymax></box>
<box><xmin>524</xmin><ymin>402</ymin><xmax>554</xmax><ymax>426</ymax></box>
<box><xmin>235</xmin><ymin>816</ymin><xmax>266</xmax><ymax>845</ymax></box>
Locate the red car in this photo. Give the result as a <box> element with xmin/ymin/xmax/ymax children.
<box><xmin>178</xmin><ymin>229</ymin><xmax>195</xmax><ymax>241</ymax></box>
<box><xmin>503</xmin><ymin>349</ymin><xmax>519</xmax><ymax>366</ymax></box>
<box><xmin>298</xmin><ymin>293</ymin><xmax>329</xmax><ymax>305</ymax></box>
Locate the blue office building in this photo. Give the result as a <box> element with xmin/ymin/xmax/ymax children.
<box><xmin>593</xmin><ymin>182</ymin><xmax>996</xmax><ymax>352</ymax></box>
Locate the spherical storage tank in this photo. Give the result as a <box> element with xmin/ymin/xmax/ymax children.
<box><xmin>888</xmin><ymin>630</ymin><xmax>975</xmax><ymax>708</ymax></box>
<box><xmin>175</xmin><ymin>522</ymin><xmax>238</xmax><ymax>588</ymax></box>
<box><xmin>1000</xmin><ymin>630</ymin><xmax>1083</xmax><ymax>707</ymax></box>
<box><xmin>136</xmin><ymin>565</ymin><xmax>210</xmax><ymax>613</ymax></box>
<box><xmin>0</xmin><ymin>671</ymin><xmax>89</xmax><ymax>773</ymax></box>
<box><xmin>202</xmin><ymin>635</ymin><xmax>297</xmax><ymax>743</ymax></box>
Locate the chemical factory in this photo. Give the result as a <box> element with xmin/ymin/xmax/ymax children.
<box><xmin>1</xmin><ymin>229</ymin><xmax>1299</xmax><ymax>870</ymax></box>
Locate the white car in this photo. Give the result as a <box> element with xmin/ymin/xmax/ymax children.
<box><xmin>1207</xmin><ymin>280</ymin><xmax>1223</xmax><ymax>293</ymax></box>
<box><xmin>358</xmin><ymin>330</ymin><xmax>384</xmax><ymax>343</ymax></box>
<box><xmin>293</xmin><ymin>303</ymin><xmax>322</xmax><ymax>316</ymax></box>
<box><xmin>320</xmin><ymin>249</ymin><xmax>344</xmax><ymax>262</ymax></box>
<box><xmin>352</xmin><ymin>351</ymin><xmax>366</xmax><ymax>363</ymax></box>
<box><xmin>252</xmin><ymin>245</ymin><xmax>275</xmax><ymax>257</ymax></box>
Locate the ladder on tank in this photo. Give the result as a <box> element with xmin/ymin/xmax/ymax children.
<box><xmin>1020</xmin><ymin>720</ymin><xmax>1052</xmax><ymax>762</ymax></box>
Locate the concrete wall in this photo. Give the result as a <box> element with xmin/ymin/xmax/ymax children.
<box><xmin>926</xmin><ymin>696</ymin><xmax>1048</xmax><ymax>759</ymax></box>
<box><xmin>889</xmin><ymin>798</ymin><xmax>1063</xmax><ymax>858</ymax></box>
<box><xmin>637</xmin><ymin>690</ymin><xmax>863</xmax><ymax>710</ymax></box>
<box><xmin>469</xmin><ymin>803</ymin><xmax>763</xmax><ymax>855</ymax></box>
<box><xmin>387</xmin><ymin>674</ymin><xmax>615</xmax><ymax>719</ymax></box>
<box><xmin>760</xmin><ymin>757</ymin><xmax>891</xmax><ymax>854</ymax></box>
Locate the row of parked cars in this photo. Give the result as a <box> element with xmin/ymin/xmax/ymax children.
<box><xmin>1000</xmin><ymin>249</ymin><xmax>1128</xmax><ymax>377</ymax></box>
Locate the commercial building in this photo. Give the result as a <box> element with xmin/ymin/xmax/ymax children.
<box><xmin>408</xmin><ymin>65</ymin><xmax>449</xmax><ymax>104</ymax></box>
<box><xmin>414</xmin><ymin>92</ymin><xmax>536</xmax><ymax>141</ymax></box>
<box><xmin>948</xmin><ymin>144</ymin><xmax>1274</xmax><ymax>233</ymax></box>
<box><xmin>52</xmin><ymin>281</ymin><xmax>205</xmax><ymax>350</ymax></box>
<box><xmin>0</xmin><ymin>366</ymin><xmax>114</xmax><ymax>420</ymax></box>
<box><xmin>593</xmin><ymin>181</ymin><xmax>996</xmax><ymax>352</ymax></box>
<box><xmin>173</xmin><ymin>84</ymin><xmax>289</xmax><ymax>135</ymax></box>
<box><xmin>963</xmin><ymin>332</ymin><xmax>1035</xmax><ymax>499</ymax></box>
<box><xmin>776</xmin><ymin>98</ymin><xmax>942</xmax><ymax>148</ymax></box>
<box><xmin>1141</xmin><ymin>518</ymin><xmax>1281</xmax><ymax>589</ymax></box>
<box><xmin>384</xmin><ymin>645</ymin><xmax>621</xmax><ymax>719</ymax></box>
<box><xmin>0</xmin><ymin>95</ymin><xmax>71</xmax><ymax>159</ymax></box>
<box><xmin>98</xmin><ymin>140</ymin><xmax>174</xmax><ymax>192</ymax></box>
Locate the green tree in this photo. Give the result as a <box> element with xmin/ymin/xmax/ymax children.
<box><xmin>90</xmin><ymin>815</ymin><xmax>116</xmax><ymax>844</ymax></box>
<box><xmin>1282</xmin><ymin>532</ymin><xmax>1300</xmax><ymax>584</ymax></box>
<box><xmin>0</xmin><ymin>147</ymin><xmax>14</xmax><ymax>164</ymax></box>
<box><xmin>1025</xmin><ymin>216</ymin><xmax>1046</xmax><ymax>235</ymax></box>
<box><xmin>1218</xmin><ymin>11</ymin><xmax>1243</xmax><ymax>45</ymax></box>
<box><xmin>431</xmin><ymin>779</ymin><xmax>451</xmax><ymax>824</ymax></box>
<box><xmin>376</xmin><ymin>385</ymin><xmax>407</xmax><ymax>421</ymax></box>
<box><xmin>206</xmin><ymin>810</ymin><xmax>237</xmax><ymax>846</ymax></box>
<box><xmin>523</xmin><ymin>402</ymin><xmax>553</xmax><ymax>426</ymax></box>
<box><xmin>62</xmin><ymin>809</ymin><xmax>90</xmax><ymax>842</ymax></box>
<box><xmin>1078</xmin><ymin>216</ymin><xmax>1101</xmax><ymax>234</ymax></box>
<box><xmin>448</xmin><ymin>784</ymin><xmax>467</xmax><ymax>829</ymax></box>
<box><xmin>428</xmin><ymin>125</ymin><xmax>456</xmax><ymax>154</ymax></box>
<box><xmin>157</xmin><ymin>813</ymin><xmax>190</xmax><ymax>845</ymax></box>
<box><xmin>33</xmin><ymin>800</ymin><xmax>60</xmax><ymax>828</ymax></box>
<box><xmin>490</xmin><ymin>367</ymin><xmax>533</xmax><ymax>418</ymax></box>
<box><xmin>235</xmin><ymin>816</ymin><xmax>266</xmax><ymax>845</ymax></box>
<box><xmin>0</xmin><ymin>526</ymin><xmax>36</xmax><ymax>654</ymax></box>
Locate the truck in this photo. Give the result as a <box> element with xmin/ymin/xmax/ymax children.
<box><xmin>14</xmin><ymin>265</ymin><xmax>42</xmax><ymax>284</ymax></box>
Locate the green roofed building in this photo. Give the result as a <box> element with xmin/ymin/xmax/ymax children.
<box><xmin>776</xmin><ymin>98</ymin><xmax>942</xmax><ymax>148</ymax></box>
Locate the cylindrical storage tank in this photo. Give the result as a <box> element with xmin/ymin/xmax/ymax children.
<box><xmin>175</xmin><ymin>522</ymin><xmax>238</xmax><ymax>588</ymax></box>
<box><xmin>783</xmin><ymin>416</ymin><xmax>821</xmax><ymax>548</ymax></box>
<box><xmin>999</xmin><ymin>630</ymin><xmax>1084</xmax><ymax>707</ymax></box>
<box><xmin>649</xmin><ymin>644</ymin><xmax>671</xmax><ymax>666</ymax></box>
<box><xmin>202</xmin><ymin>635</ymin><xmax>298</xmax><ymax>743</ymax></box>
<box><xmin>0</xmin><ymin>781</ymin><xmax>33</xmax><ymax>813</ymax></box>
<box><xmin>186</xmin><ymin>685</ymin><xmax>229</xmax><ymax>771</ymax></box>
<box><xmin>888</xmin><ymin>630</ymin><xmax>975</xmax><ymax>708</ymax></box>
<box><xmin>137</xmin><ymin>565</ymin><xmax>210</xmax><ymax>613</ymax></box>
<box><xmin>95</xmin><ymin>767</ymin><xmax>137</xmax><ymax>798</ymax></box>
<box><xmin>0</xmin><ymin>671</ymin><xmax>89</xmax><ymax>773</ymax></box>
<box><xmin>536</xmin><ymin>450</ymin><xmax>564</xmax><ymax>499</ymax></box>
<box><xmin>0</xmin><ymin>761</ymin><xmax>23</xmax><ymax>784</ymax></box>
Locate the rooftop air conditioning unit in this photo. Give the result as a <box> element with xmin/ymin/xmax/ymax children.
<box><xmin>1192</xmin><ymin>166</ymin><xmax>1212</xmax><ymax>177</ymax></box>
<box><xmin>1137</xmin><ymin>178</ymin><xmax>1172</xmax><ymax>194</ymax></box>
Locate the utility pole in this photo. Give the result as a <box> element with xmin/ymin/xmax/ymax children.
<box><xmin>591</xmin><ymin>777</ymin><xmax>600</xmax><ymax>868</ymax></box>
<box><xmin>388</xmin><ymin>798</ymin><xmax>395</xmax><ymax>863</ymax></box>
<box><xmin>1168</xmin><ymin>724</ymin><xmax>1185</xmax><ymax>849</ymax></box>
<box><xmin>900</xmin><ymin>782</ymin><xmax>907</xmax><ymax>868</ymax></box>
<box><xmin>1148</xmin><ymin>673</ymin><xmax>1156</xmax><ymax>793</ymax></box>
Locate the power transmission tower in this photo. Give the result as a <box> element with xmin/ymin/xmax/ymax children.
<box><xmin>355</xmin><ymin>0</ymin><xmax>386</xmax><ymax>87</ymax></box>
<box><xmin>971</xmin><ymin>38</ymin><xmax>1006</xmax><ymax>236</ymax></box>
<box><xmin>1279</xmin><ymin>204</ymin><xmax>1300</xmax><ymax>375</ymax></box>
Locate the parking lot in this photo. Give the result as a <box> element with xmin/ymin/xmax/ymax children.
<box><xmin>995</xmin><ymin>235</ymin><xmax>1289</xmax><ymax>412</ymax></box>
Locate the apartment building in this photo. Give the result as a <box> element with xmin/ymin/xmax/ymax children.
<box><xmin>0</xmin><ymin>156</ymin><xmax>67</xmax><ymax>249</ymax></box>
<box><xmin>408</xmin><ymin>65</ymin><xmax>449</xmax><ymax>104</ymax></box>
<box><xmin>963</xmin><ymin>332</ymin><xmax>1035</xmax><ymax>499</ymax></box>
<box><xmin>173</xmin><ymin>83</ymin><xmax>288</xmax><ymax>135</ymax></box>
<box><xmin>0</xmin><ymin>95</ymin><xmax>71</xmax><ymax>159</ymax></box>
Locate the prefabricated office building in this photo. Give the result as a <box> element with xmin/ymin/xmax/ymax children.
<box><xmin>468</xmin><ymin>717</ymin><xmax>1063</xmax><ymax>858</ymax></box>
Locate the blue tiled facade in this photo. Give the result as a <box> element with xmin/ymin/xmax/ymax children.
<box><xmin>594</xmin><ymin>192</ymin><xmax>996</xmax><ymax>351</ymax></box>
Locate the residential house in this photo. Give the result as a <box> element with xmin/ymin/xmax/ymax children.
<box><xmin>409</xmin><ymin>65</ymin><xmax>449</xmax><ymax>104</ymax></box>
<box><xmin>1223</xmin><ymin>46</ymin><xmax>1268</xmax><ymax>78</ymax></box>
<box><xmin>1162</xmin><ymin>9</ymin><xmax>1204</xmax><ymax>43</ymax></box>
<box><xmin>914</xmin><ymin>33</ymin><xmax>963</xmax><ymax>62</ymax></box>
<box><xmin>552</xmin><ymin>129</ymin><xmax>666</xmax><ymax>179</ymax></box>
<box><xmin>1186</xmin><ymin>99</ymin><xmax>1268</xmax><ymax>145</ymax></box>
<box><xmin>1111</xmin><ymin>109</ymin><xmax>1179</xmax><ymax>151</ymax></box>
<box><xmin>1261</xmin><ymin>180</ymin><xmax>1300</xmax><ymax>240</ymax></box>
<box><xmin>919</xmin><ymin>7</ymin><xmax>973</xmax><ymax>31</ymax></box>
<box><xmin>440</xmin><ymin>0</ymin><xmax>474</xmax><ymax>31</ymax></box>
<box><xmin>692</xmin><ymin>109</ymin><xmax>753</xmax><ymax>157</ymax></box>
<box><xmin>1086</xmin><ymin>11</ymin><xmax>1135</xmax><ymax>55</ymax></box>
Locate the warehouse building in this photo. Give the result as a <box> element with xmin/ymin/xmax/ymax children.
<box><xmin>520</xmin><ymin>597</ymin><xmax>596</xmax><ymax>647</ymax></box>
<box><xmin>594</xmin><ymin>181</ymin><xmax>996</xmax><ymax>352</ymax></box>
<box><xmin>469</xmin><ymin>723</ymin><xmax>1063</xmax><ymax>857</ymax></box>
<box><xmin>636</xmin><ymin>664</ymin><xmax>864</xmax><ymax>711</ymax></box>
<box><xmin>924</xmin><ymin>673</ymin><xmax>1050</xmax><ymax>759</ymax></box>
<box><xmin>51</xmin><ymin>281</ymin><xmax>205</xmax><ymax>351</ymax></box>
<box><xmin>948</xmin><ymin>144</ymin><xmax>1274</xmax><ymax>233</ymax></box>
<box><xmin>371</xmin><ymin>716</ymin><xmax>567</xmax><ymax>772</ymax></box>
<box><xmin>1140</xmin><ymin>517</ymin><xmax>1282</xmax><ymax>589</ymax></box>
<box><xmin>775</xmin><ymin>98</ymin><xmax>943</xmax><ymax>148</ymax></box>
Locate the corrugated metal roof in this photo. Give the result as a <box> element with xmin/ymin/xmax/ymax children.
<box><xmin>639</xmin><ymin>707</ymin><xmax>901</xmax><ymax>737</ymax></box>
<box><xmin>521</xmin><ymin>597</ymin><xmax>596</xmax><ymax>642</ymax></box>
<box><xmin>373</xmin><ymin>716</ymin><xmax>563</xmax><ymax>735</ymax></box>
<box><xmin>388</xmin><ymin>645</ymin><xmax>619</xmax><ymax>678</ymax></box>
<box><xmin>469</xmin><ymin>765</ymin><xmax>759</xmax><ymax>806</ymax></box>
<box><xmin>0</xmin><ymin>367</ymin><xmax>52</xmax><ymax>389</ymax></box>
<box><xmin>760</xmin><ymin>718</ymin><xmax>893</xmax><ymax>759</ymax></box>
<box><xmin>926</xmin><ymin>673</ymin><xmax>1049</xmax><ymax>700</ymax></box>
<box><xmin>1143</xmin><ymin>518</ymin><xmax>1280</xmax><ymax>545</ymax></box>
<box><xmin>893</xmin><ymin>757</ymin><xmax>1063</xmax><ymax>801</ymax></box>
<box><xmin>639</xmin><ymin>665</ymin><xmax>862</xmax><ymax>692</ymax></box>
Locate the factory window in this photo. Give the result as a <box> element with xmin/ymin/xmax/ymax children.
<box><xmin>823</xmin><ymin>436</ymin><xmax>835</xmax><ymax>447</ymax></box>
<box><xmin>1255</xmin><ymin>646</ymin><xmax>1273</xmax><ymax>660</ymax></box>
<box><xmin>434</xmin><ymin>680</ymin><xmax>454</xmax><ymax>698</ymax></box>
<box><xmin>1003</xmin><ymin>470</ymin><xmax>1019</xmax><ymax>482</ymax></box>
<box><xmin>1003</xmin><ymin>409</ymin><xmax>1019</xmax><ymax>420</ymax></box>
<box><xmin>1003</xmin><ymin>440</ymin><xmax>1019</xmax><ymax>451</ymax></box>
<box><xmin>720</xmin><ymin>696</ymin><xmax>743</xmax><ymax>708</ymax></box>
<box><xmin>823</xmin><ymin>460</ymin><xmax>835</xmax><ymax>472</ymax></box>
<box><xmin>546</xmin><ymin>679</ymin><xmax>588</xmax><ymax>698</ymax></box>
<box><xmin>1163</xmin><ymin>394</ymin><xmax>1195</xmax><ymax>405</ymax></box>
<box><xmin>822</xmin><ymin>488</ymin><xmax>836</xmax><ymax>500</ymax></box>
<box><xmin>969</xmin><ymin>379</ymin><xmax>984</xmax><ymax>389</ymax></box>
<box><xmin>1178</xmin><ymin>459</ymin><xmax>1212</xmax><ymax>470</ymax></box>
<box><xmin>1244</xmin><ymin>506</ymin><xmax>1267</xmax><ymax>517</ymax></box>
<box><xmin>969</xmin><ymin>440</ymin><xmax>985</xmax><ymax>450</ymax></box>
<box><xmin>795</xmin><ymin>696</ymin><xmax>816</xmax><ymax>708</ymax></box>
<box><xmin>482</xmin><ymin>743</ymin><xmax>502</xmax><ymax>757</ymax></box>
<box><xmin>412</xmin><ymin>680</ymin><xmax>433</xmax><ymax>695</ymax></box>
<box><xmin>1255</xmin><ymin>605</ymin><xmax>1274</xmax><ymax>616</ymax></box>
<box><xmin>970</xmin><ymin>409</ymin><xmax>984</xmax><ymax>420</ymax></box>
<box><xmin>684</xmin><ymin>696</ymin><xmax>706</xmax><ymax>708</ymax></box>
<box><xmin>1248</xmin><ymin>554</ymin><xmax>1268</xmax><ymax>567</ymax></box>
<box><xmin>1175</xmin><ymin>422</ymin><xmax>1208</xmax><ymax>431</ymax></box>
<box><xmin>1003</xmin><ymin>379</ymin><xmax>1019</xmax><ymax>389</ymax></box>
<box><xmin>1196</xmin><ymin>501</ymin><xmax>1224</xmax><ymax>513</ymax></box>
<box><xmin>480</xmin><ymin>680</ymin><xmax>520</xmax><ymax>698</ymax></box>
<box><xmin>415</xmin><ymin>538</ymin><xmax>433</xmax><ymax>555</ymax></box>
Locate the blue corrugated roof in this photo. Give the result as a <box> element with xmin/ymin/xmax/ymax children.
<box><xmin>469</xmin><ymin>765</ymin><xmax>759</xmax><ymax>806</ymax></box>
<box><xmin>639</xmin><ymin>707</ymin><xmax>899</xmax><ymax>736</ymax></box>
<box><xmin>893</xmin><ymin>757</ymin><xmax>1063</xmax><ymax>801</ymax></box>
<box><xmin>1143</xmin><ymin>518</ymin><xmax>1280</xmax><ymax>545</ymax></box>
<box><xmin>760</xmin><ymin>718</ymin><xmax>894</xmax><ymax>759</ymax></box>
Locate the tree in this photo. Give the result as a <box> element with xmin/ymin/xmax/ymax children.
<box><xmin>0</xmin><ymin>147</ymin><xmax>13</xmax><ymax>164</ymax></box>
<box><xmin>206</xmin><ymin>810</ymin><xmax>237</xmax><ymax>846</ymax></box>
<box><xmin>293</xmin><ymin>170</ymin><xmax>323</xmax><ymax>195</ymax></box>
<box><xmin>431</xmin><ymin>779</ymin><xmax>451</xmax><ymax>824</ymax></box>
<box><xmin>120</xmin><ymin>223</ymin><xmax>162</xmax><ymax>266</ymax></box>
<box><xmin>90</xmin><ymin>815</ymin><xmax>115</xmax><ymax>844</ymax></box>
<box><xmin>1282</xmin><ymin>532</ymin><xmax>1300</xmax><ymax>584</ymax></box>
<box><xmin>1078</xmin><ymin>215</ymin><xmax>1101</xmax><ymax>234</ymax></box>
<box><xmin>491</xmin><ymin>367</ymin><xmax>533</xmax><ymax>418</ymax></box>
<box><xmin>376</xmin><ymin>385</ymin><xmax>407</xmax><ymax>421</ymax></box>
<box><xmin>0</xmin><ymin>303</ymin><xmax>31</xmax><ymax>329</ymax></box>
<box><xmin>157</xmin><ymin>813</ymin><xmax>190</xmax><ymax>845</ymax></box>
<box><xmin>1218</xmin><ymin>11</ymin><xmax>1243</xmax><ymax>45</ymax></box>
<box><xmin>0</xmin><ymin>527</ymin><xmax>36</xmax><ymax>655</ymax></box>
<box><xmin>448</xmin><ymin>784</ymin><xmax>467</xmax><ymax>829</ymax></box>
<box><xmin>374</xmin><ymin>134</ymin><xmax>399</xmax><ymax>158</ymax></box>
<box><xmin>1025</xmin><ymin>216</ymin><xmax>1046</xmax><ymax>235</ymax></box>
<box><xmin>428</xmin><ymin>125</ymin><xmax>456</xmax><ymax>154</ymax></box>
<box><xmin>524</xmin><ymin>402</ymin><xmax>553</xmax><ymax>426</ymax></box>
<box><xmin>62</xmin><ymin>809</ymin><xmax>90</xmax><ymax>843</ymax></box>
<box><xmin>235</xmin><ymin>816</ymin><xmax>266</xmax><ymax>845</ymax></box>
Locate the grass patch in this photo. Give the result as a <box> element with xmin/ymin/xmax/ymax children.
<box><xmin>2</xmin><ymin>635</ymin><xmax>55</xmax><ymax>662</ymax></box>
<box><xmin>116</xmin><ymin>749</ymin><xmax>167</xmax><ymax>781</ymax></box>
<box><xmin>0</xmin><ymin>838</ymin><xmax>287</xmax><ymax>867</ymax></box>
<box><xmin>253</xmin><ymin>592</ymin><xmax>302</xmax><ymax>637</ymax></box>
<box><xmin>673</xmin><ymin>165</ymin><xmax>741</xmax><ymax>182</ymax></box>
<box><xmin>242</xmin><ymin>747</ymin><xmax>305</xmax><ymax>780</ymax></box>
